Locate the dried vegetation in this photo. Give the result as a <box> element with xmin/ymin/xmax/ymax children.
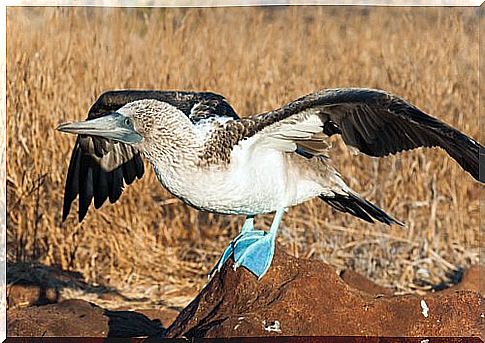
<box><xmin>6</xmin><ymin>7</ymin><xmax>480</xmax><ymax>309</ymax></box>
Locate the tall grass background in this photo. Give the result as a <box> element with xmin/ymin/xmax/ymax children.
<box><xmin>6</xmin><ymin>6</ymin><xmax>480</xmax><ymax>309</ymax></box>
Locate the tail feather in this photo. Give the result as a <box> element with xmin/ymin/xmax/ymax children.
<box><xmin>320</xmin><ymin>192</ymin><xmax>403</xmax><ymax>226</ymax></box>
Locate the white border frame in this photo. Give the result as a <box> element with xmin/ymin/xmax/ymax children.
<box><xmin>2</xmin><ymin>2</ymin><xmax>482</xmax><ymax>342</ymax></box>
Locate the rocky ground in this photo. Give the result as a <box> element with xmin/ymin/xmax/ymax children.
<box><xmin>7</xmin><ymin>248</ymin><xmax>484</xmax><ymax>339</ymax></box>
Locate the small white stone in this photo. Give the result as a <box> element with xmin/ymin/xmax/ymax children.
<box><xmin>417</xmin><ymin>268</ymin><xmax>430</xmax><ymax>278</ymax></box>
<box><xmin>421</xmin><ymin>299</ymin><xmax>429</xmax><ymax>318</ymax></box>
<box><xmin>264</xmin><ymin>320</ymin><xmax>282</xmax><ymax>333</ymax></box>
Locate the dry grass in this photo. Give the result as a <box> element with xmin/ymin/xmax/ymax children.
<box><xmin>6</xmin><ymin>6</ymin><xmax>480</xmax><ymax>310</ymax></box>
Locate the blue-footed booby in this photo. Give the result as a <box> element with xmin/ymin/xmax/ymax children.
<box><xmin>57</xmin><ymin>88</ymin><xmax>483</xmax><ymax>279</ymax></box>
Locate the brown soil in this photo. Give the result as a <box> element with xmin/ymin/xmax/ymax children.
<box><xmin>7</xmin><ymin>249</ymin><xmax>484</xmax><ymax>338</ymax></box>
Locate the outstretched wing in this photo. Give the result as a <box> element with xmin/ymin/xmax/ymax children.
<box><xmin>237</xmin><ymin>88</ymin><xmax>482</xmax><ymax>182</ymax></box>
<box><xmin>63</xmin><ymin>136</ymin><xmax>144</xmax><ymax>222</ymax></box>
<box><xmin>62</xmin><ymin>90</ymin><xmax>239</xmax><ymax>222</ymax></box>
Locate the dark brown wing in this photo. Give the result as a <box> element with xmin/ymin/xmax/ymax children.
<box><xmin>62</xmin><ymin>136</ymin><xmax>144</xmax><ymax>222</ymax></box>
<box><xmin>243</xmin><ymin>88</ymin><xmax>482</xmax><ymax>182</ymax></box>
<box><xmin>62</xmin><ymin>90</ymin><xmax>239</xmax><ymax>222</ymax></box>
<box><xmin>88</xmin><ymin>90</ymin><xmax>239</xmax><ymax>122</ymax></box>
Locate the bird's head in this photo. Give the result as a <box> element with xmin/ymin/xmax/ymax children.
<box><xmin>57</xmin><ymin>99</ymin><xmax>191</xmax><ymax>148</ymax></box>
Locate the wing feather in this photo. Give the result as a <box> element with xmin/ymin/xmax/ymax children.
<box><xmin>62</xmin><ymin>142</ymin><xmax>81</xmax><ymax>220</ymax></box>
<box><xmin>78</xmin><ymin>162</ymin><xmax>93</xmax><ymax>222</ymax></box>
<box><xmin>238</xmin><ymin>88</ymin><xmax>482</xmax><ymax>182</ymax></box>
<box><xmin>94</xmin><ymin>165</ymin><xmax>109</xmax><ymax>209</ymax></box>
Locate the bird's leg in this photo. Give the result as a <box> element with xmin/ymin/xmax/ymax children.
<box><xmin>240</xmin><ymin>215</ymin><xmax>256</xmax><ymax>233</ymax></box>
<box><xmin>208</xmin><ymin>215</ymin><xmax>259</xmax><ymax>278</ymax></box>
<box><xmin>233</xmin><ymin>208</ymin><xmax>285</xmax><ymax>280</ymax></box>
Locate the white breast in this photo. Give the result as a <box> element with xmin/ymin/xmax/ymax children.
<box><xmin>150</xmin><ymin>135</ymin><xmax>324</xmax><ymax>215</ymax></box>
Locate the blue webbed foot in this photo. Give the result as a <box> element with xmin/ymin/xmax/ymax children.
<box><xmin>233</xmin><ymin>208</ymin><xmax>285</xmax><ymax>280</ymax></box>
<box><xmin>208</xmin><ymin>242</ymin><xmax>236</xmax><ymax>278</ymax></box>
<box><xmin>208</xmin><ymin>216</ymin><xmax>255</xmax><ymax>279</ymax></box>
<box><xmin>209</xmin><ymin>209</ymin><xmax>285</xmax><ymax>280</ymax></box>
<box><xmin>232</xmin><ymin>230</ymin><xmax>276</xmax><ymax>279</ymax></box>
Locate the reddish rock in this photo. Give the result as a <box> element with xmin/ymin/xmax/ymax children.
<box><xmin>165</xmin><ymin>249</ymin><xmax>484</xmax><ymax>338</ymax></box>
<box><xmin>7</xmin><ymin>299</ymin><xmax>164</xmax><ymax>337</ymax></box>
<box><xmin>339</xmin><ymin>269</ymin><xmax>393</xmax><ymax>296</ymax></box>
<box><xmin>6</xmin><ymin>251</ymin><xmax>484</xmax><ymax>339</ymax></box>
<box><xmin>8</xmin><ymin>300</ymin><xmax>109</xmax><ymax>337</ymax></box>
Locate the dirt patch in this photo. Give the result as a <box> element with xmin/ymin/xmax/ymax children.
<box><xmin>7</xmin><ymin>249</ymin><xmax>483</xmax><ymax>338</ymax></box>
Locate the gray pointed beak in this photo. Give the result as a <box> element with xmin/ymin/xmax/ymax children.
<box><xmin>57</xmin><ymin>112</ymin><xmax>143</xmax><ymax>144</ymax></box>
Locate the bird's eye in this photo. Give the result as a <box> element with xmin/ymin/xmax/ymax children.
<box><xmin>124</xmin><ymin>118</ymin><xmax>133</xmax><ymax>127</ymax></box>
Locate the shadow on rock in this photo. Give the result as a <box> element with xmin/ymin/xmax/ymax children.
<box><xmin>105</xmin><ymin>308</ymin><xmax>165</xmax><ymax>337</ymax></box>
